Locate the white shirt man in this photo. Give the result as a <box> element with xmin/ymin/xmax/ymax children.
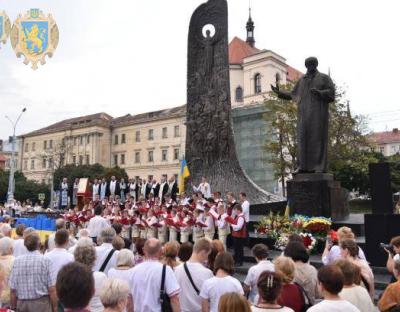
<box><xmin>193</xmin><ymin>180</ymin><xmax>211</xmax><ymax>199</ymax></box>
<box><xmin>240</xmin><ymin>194</ymin><xmax>250</xmax><ymax>223</ymax></box>
<box><xmin>109</xmin><ymin>179</ymin><xmax>117</xmax><ymax>196</ymax></box>
<box><xmin>100</xmin><ymin>181</ymin><xmax>107</xmax><ymax>200</ymax></box>
<box><xmin>243</xmin><ymin>244</ymin><xmax>275</xmax><ymax>304</ymax></box>
<box><xmin>45</xmin><ymin>230</ymin><xmax>74</xmax><ymax>282</ymax></box>
<box><xmin>130</xmin><ymin>238</ymin><xmax>180</xmax><ymax>312</ymax></box>
<box><xmin>13</xmin><ymin>238</ymin><xmax>28</xmax><ymax>257</ymax></box>
<box><xmin>175</xmin><ymin>239</ymin><xmax>213</xmax><ymax>312</ymax></box>
<box><xmin>92</xmin><ymin>182</ymin><xmax>100</xmax><ymax>201</ymax></box>
<box><xmin>87</xmin><ymin>213</ymin><xmax>110</xmax><ymax>240</ymax></box>
<box><xmin>93</xmin><ymin>228</ymin><xmax>119</xmax><ymax>275</ymax></box>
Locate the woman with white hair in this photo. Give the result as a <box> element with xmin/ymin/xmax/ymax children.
<box><xmin>107</xmin><ymin>249</ymin><xmax>134</xmax><ymax>312</ymax></box>
<box><xmin>0</xmin><ymin>237</ymin><xmax>14</xmax><ymax>307</ymax></box>
<box><xmin>100</xmin><ymin>278</ymin><xmax>130</xmax><ymax>312</ymax></box>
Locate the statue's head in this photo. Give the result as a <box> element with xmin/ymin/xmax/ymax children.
<box><xmin>305</xmin><ymin>57</ymin><xmax>318</xmax><ymax>72</ymax></box>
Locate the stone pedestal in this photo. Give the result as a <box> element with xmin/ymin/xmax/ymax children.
<box><xmin>287</xmin><ymin>173</ymin><xmax>349</xmax><ymax>221</ymax></box>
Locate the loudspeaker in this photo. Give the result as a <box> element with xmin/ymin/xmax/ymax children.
<box><xmin>365</xmin><ymin>214</ymin><xmax>388</xmax><ymax>266</ymax></box>
<box><xmin>369</xmin><ymin>163</ymin><xmax>393</xmax><ymax>214</ymax></box>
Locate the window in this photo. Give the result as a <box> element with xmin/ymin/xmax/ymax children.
<box><xmin>72</xmin><ymin>156</ymin><xmax>76</xmax><ymax>165</ymax></box>
<box><xmin>32</xmin><ymin>142</ymin><xmax>36</xmax><ymax>151</ymax></box>
<box><xmin>148</xmin><ymin>150</ymin><xmax>154</xmax><ymax>162</ymax></box>
<box><xmin>49</xmin><ymin>140</ymin><xmax>53</xmax><ymax>149</ymax></box>
<box><xmin>379</xmin><ymin>146</ymin><xmax>384</xmax><ymax>154</ymax></box>
<box><xmin>121</xmin><ymin>154</ymin><xmax>125</xmax><ymax>165</ymax></box>
<box><xmin>235</xmin><ymin>86</ymin><xmax>243</xmax><ymax>102</ymax></box>
<box><xmin>174</xmin><ymin>125</ymin><xmax>180</xmax><ymax>138</ymax></box>
<box><xmin>135</xmin><ymin>151</ymin><xmax>141</xmax><ymax>163</ymax></box>
<box><xmin>48</xmin><ymin>157</ymin><xmax>53</xmax><ymax>169</ymax></box>
<box><xmin>74</xmin><ymin>137</ymin><xmax>77</xmax><ymax>146</ymax></box>
<box><xmin>162</xmin><ymin>149</ymin><xmax>168</xmax><ymax>162</ymax></box>
<box><xmin>86</xmin><ymin>135</ymin><xmax>90</xmax><ymax>144</ymax></box>
<box><xmin>25</xmin><ymin>143</ymin><xmax>29</xmax><ymax>152</ymax></box>
<box><xmin>254</xmin><ymin>73</ymin><xmax>262</xmax><ymax>94</ymax></box>
<box><xmin>42</xmin><ymin>158</ymin><xmax>46</xmax><ymax>169</ymax></box>
<box><xmin>24</xmin><ymin>160</ymin><xmax>28</xmax><ymax>170</ymax></box>
<box><xmin>44</xmin><ymin>140</ymin><xmax>47</xmax><ymax>149</ymax></box>
<box><xmin>173</xmin><ymin>148</ymin><xmax>180</xmax><ymax>160</ymax></box>
<box><xmin>30</xmin><ymin>159</ymin><xmax>35</xmax><ymax>170</ymax></box>
<box><xmin>121</xmin><ymin>134</ymin><xmax>126</xmax><ymax>144</ymax></box>
<box><xmin>114</xmin><ymin>154</ymin><xmax>118</xmax><ymax>166</ymax></box>
<box><xmin>114</xmin><ymin>135</ymin><xmax>119</xmax><ymax>145</ymax></box>
<box><xmin>79</xmin><ymin>136</ymin><xmax>83</xmax><ymax>145</ymax></box>
<box><xmin>86</xmin><ymin>155</ymin><xmax>90</xmax><ymax>165</ymax></box>
<box><xmin>162</xmin><ymin>127</ymin><xmax>168</xmax><ymax>139</ymax></box>
<box><xmin>148</xmin><ymin>129</ymin><xmax>154</xmax><ymax>141</ymax></box>
<box><xmin>135</xmin><ymin>131</ymin><xmax>141</xmax><ymax>142</ymax></box>
<box><xmin>79</xmin><ymin>155</ymin><xmax>83</xmax><ymax>165</ymax></box>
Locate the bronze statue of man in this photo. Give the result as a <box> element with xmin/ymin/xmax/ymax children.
<box><xmin>271</xmin><ymin>57</ymin><xmax>335</xmax><ymax>173</ymax></box>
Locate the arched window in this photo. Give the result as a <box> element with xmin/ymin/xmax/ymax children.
<box><xmin>254</xmin><ymin>73</ymin><xmax>262</xmax><ymax>94</ymax></box>
<box><xmin>235</xmin><ymin>86</ymin><xmax>243</xmax><ymax>102</ymax></box>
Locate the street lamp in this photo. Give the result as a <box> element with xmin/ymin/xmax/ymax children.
<box><xmin>5</xmin><ymin>107</ymin><xmax>27</xmax><ymax>206</ymax></box>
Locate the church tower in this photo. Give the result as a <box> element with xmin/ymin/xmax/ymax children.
<box><xmin>246</xmin><ymin>8</ymin><xmax>255</xmax><ymax>47</ymax></box>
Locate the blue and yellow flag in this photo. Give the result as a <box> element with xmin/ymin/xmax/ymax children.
<box><xmin>179</xmin><ymin>159</ymin><xmax>190</xmax><ymax>195</ymax></box>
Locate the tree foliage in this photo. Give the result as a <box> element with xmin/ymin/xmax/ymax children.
<box><xmin>264</xmin><ymin>82</ymin><xmax>381</xmax><ymax>194</ymax></box>
<box><xmin>0</xmin><ymin>170</ymin><xmax>50</xmax><ymax>205</ymax></box>
<box><xmin>53</xmin><ymin>164</ymin><xmax>128</xmax><ymax>190</ymax></box>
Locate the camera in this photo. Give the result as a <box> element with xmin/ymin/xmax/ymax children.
<box><xmin>380</xmin><ymin>243</ymin><xmax>395</xmax><ymax>255</ymax></box>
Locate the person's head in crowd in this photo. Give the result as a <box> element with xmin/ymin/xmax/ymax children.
<box><xmin>212</xmin><ymin>239</ymin><xmax>224</xmax><ymax>254</ymax></box>
<box><xmin>239</xmin><ymin>192</ymin><xmax>247</xmax><ymax>203</ymax></box>
<box><xmin>112</xmin><ymin>223</ymin><xmax>123</xmax><ymax>236</ymax></box>
<box><xmin>340</xmin><ymin>239</ymin><xmax>359</xmax><ymax>259</ymax></box>
<box><xmin>24</xmin><ymin>232</ymin><xmax>40</xmax><ymax>252</ymax></box>
<box><xmin>112</xmin><ymin>236</ymin><xmax>125</xmax><ymax>251</ymax></box>
<box><xmin>337</xmin><ymin>226</ymin><xmax>355</xmax><ymax>242</ymax></box>
<box><xmin>274</xmin><ymin>256</ymin><xmax>295</xmax><ymax>284</ymax></box>
<box><xmin>74</xmin><ymin>244</ymin><xmax>97</xmax><ymax>269</ymax></box>
<box><xmin>94</xmin><ymin>204</ymin><xmax>103</xmax><ymax>216</ymax></box>
<box><xmin>390</xmin><ymin>236</ymin><xmax>400</xmax><ymax>255</ymax></box>
<box><xmin>218</xmin><ymin>292</ymin><xmax>251</xmax><ymax>312</ymax></box>
<box><xmin>191</xmin><ymin>238</ymin><xmax>212</xmax><ymax>264</ymax></box>
<box><xmin>100</xmin><ymin>278</ymin><xmax>130</xmax><ymax>312</ymax></box>
<box><xmin>257</xmin><ymin>271</ymin><xmax>284</xmax><ymax>306</ymax></box>
<box><xmin>334</xmin><ymin>259</ymin><xmax>361</xmax><ymax>286</ymax></box>
<box><xmin>15</xmin><ymin>224</ymin><xmax>26</xmax><ymax>238</ymax></box>
<box><xmin>55</xmin><ymin>218</ymin><xmax>66</xmax><ymax>230</ymax></box>
<box><xmin>163</xmin><ymin>241</ymin><xmax>180</xmax><ymax>269</ymax></box>
<box><xmin>284</xmin><ymin>241</ymin><xmax>310</xmax><ymax>263</ymax></box>
<box><xmin>23</xmin><ymin>227</ymin><xmax>35</xmax><ymax>239</ymax></box>
<box><xmin>288</xmin><ymin>233</ymin><xmax>304</xmax><ymax>244</ymax></box>
<box><xmin>144</xmin><ymin>238</ymin><xmax>162</xmax><ymax>260</ymax></box>
<box><xmin>252</xmin><ymin>244</ymin><xmax>269</xmax><ymax>262</ymax></box>
<box><xmin>0</xmin><ymin>237</ymin><xmax>13</xmax><ymax>256</ymax></box>
<box><xmin>178</xmin><ymin>242</ymin><xmax>193</xmax><ymax>262</ymax></box>
<box><xmin>100</xmin><ymin>227</ymin><xmax>116</xmax><ymax>244</ymax></box>
<box><xmin>135</xmin><ymin>238</ymin><xmax>146</xmax><ymax>257</ymax></box>
<box><xmin>78</xmin><ymin>228</ymin><xmax>90</xmax><ymax>239</ymax></box>
<box><xmin>1</xmin><ymin>224</ymin><xmax>11</xmax><ymax>237</ymax></box>
<box><xmin>55</xmin><ymin>229</ymin><xmax>70</xmax><ymax>249</ymax></box>
<box><xmin>57</xmin><ymin>262</ymin><xmax>95</xmax><ymax>311</ymax></box>
<box><xmin>213</xmin><ymin>252</ymin><xmax>235</xmax><ymax>275</ymax></box>
<box><xmin>116</xmin><ymin>249</ymin><xmax>135</xmax><ymax>268</ymax></box>
<box><xmin>208</xmin><ymin>240</ymin><xmax>224</xmax><ymax>271</ymax></box>
<box><xmin>233</xmin><ymin>204</ymin><xmax>242</xmax><ymax>215</ymax></box>
<box><xmin>317</xmin><ymin>264</ymin><xmax>344</xmax><ymax>297</ymax></box>
<box><xmin>76</xmin><ymin>237</ymin><xmax>94</xmax><ymax>248</ymax></box>
<box><xmin>226</xmin><ymin>192</ymin><xmax>235</xmax><ymax>202</ymax></box>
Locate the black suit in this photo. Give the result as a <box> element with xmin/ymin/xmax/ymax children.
<box><xmin>170</xmin><ymin>182</ymin><xmax>179</xmax><ymax>202</ymax></box>
<box><xmin>107</xmin><ymin>181</ymin><xmax>120</xmax><ymax>197</ymax></box>
<box><xmin>160</xmin><ymin>183</ymin><xmax>169</xmax><ymax>201</ymax></box>
<box><xmin>145</xmin><ymin>183</ymin><xmax>152</xmax><ymax>199</ymax></box>
<box><xmin>152</xmin><ymin>183</ymin><xmax>160</xmax><ymax>198</ymax></box>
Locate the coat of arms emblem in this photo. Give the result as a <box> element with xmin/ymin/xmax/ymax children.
<box><xmin>10</xmin><ymin>9</ymin><xmax>59</xmax><ymax>70</ymax></box>
<box><xmin>0</xmin><ymin>11</ymin><xmax>11</xmax><ymax>49</ymax></box>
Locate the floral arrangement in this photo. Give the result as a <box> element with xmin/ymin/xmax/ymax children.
<box><xmin>254</xmin><ymin>212</ymin><xmax>332</xmax><ymax>253</ymax></box>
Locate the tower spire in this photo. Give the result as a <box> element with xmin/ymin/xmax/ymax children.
<box><xmin>246</xmin><ymin>5</ymin><xmax>255</xmax><ymax>47</ymax></box>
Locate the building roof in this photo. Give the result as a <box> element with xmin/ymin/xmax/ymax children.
<box><xmin>287</xmin><ymin>65</ymin><xmax>303</xmax><ymax>82</ymax></box>
<box><xmin>229</xmin><ymin>36</ymin><xmax>260</xmax><ymax>64</ymax></box>
<box><xmin>22</xmin><ymin>112</ymin><xmax>113</xmax><ymax>137</ymax></box>
<box><xmin>112</xmin><ymin>105</ymin><xmax>186</xmax><ymax>128</ymax></box>
<box><xmin>369</xmin><ymin>129</ymin><xmax>400</xmax><ymax>145</ymax></box>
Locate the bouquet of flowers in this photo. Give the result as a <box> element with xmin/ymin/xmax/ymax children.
<box><xmin>302</xmin><ymin>217</ymin><xmax>332</xmax><ymax>238</ymax></box>
<box><xmin>300</xmin><ymin>232</ymin><xmax>317</xmax><ymax>252</ymax></box>
<box><xmin>254</xmin><ymin>212</ymin><xmax>292</xmax><ymax>239</ymax></box>
<box><xmin>274</xmin><ymin>234</ymin><xmax>290</xmax><ymax>251</ymax></box>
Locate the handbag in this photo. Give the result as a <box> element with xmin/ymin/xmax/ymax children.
<box><xmin>294</xmin><ymin>282</ymin><xmax>313</xmax><ymax>312</ymax></box>
<box><xmin>160</xmin><ymin>264</ymin><xmax>173</xmax><ymax>312</ymax></box>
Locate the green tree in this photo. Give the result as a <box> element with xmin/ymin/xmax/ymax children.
<box><xmin>264</xmin><ymin>83</ymin><xmax>379</xmax><ymax>194</ymax></box>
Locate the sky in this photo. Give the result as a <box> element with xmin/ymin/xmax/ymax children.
<box><xmin>0</xmin><ymin>0</ymin><xmax>399</xmax><ymax>139</ymax></box>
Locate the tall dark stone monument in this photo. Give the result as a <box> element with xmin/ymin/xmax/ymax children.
<box><xmin>186</xmin><ymin>0</ymin><xmax>281</xmax><ymax>205</ymax></box>
<box><xmin>272</xmin><ymin>57</ymin><xmax>349</xmax><ymax>220</ymax></box>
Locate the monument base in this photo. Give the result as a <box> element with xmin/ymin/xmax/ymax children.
<box><xmin>287</xmin><ymin>173</ymin><xmax>349</xmax><ymax>221</ymax></box>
